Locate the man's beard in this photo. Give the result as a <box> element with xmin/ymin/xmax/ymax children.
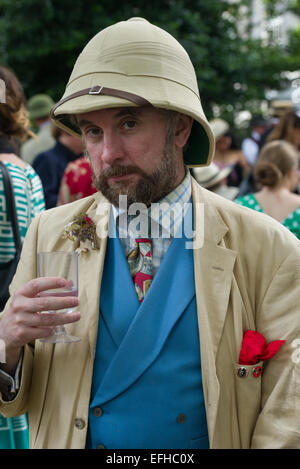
<box><xmin>86</xmin><ymin>136</ymin><xmax>178</xmax><ymax>207</ymax></box>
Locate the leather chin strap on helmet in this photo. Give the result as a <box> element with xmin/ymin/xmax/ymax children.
<box><xmin>50</xmin><ymin>85</ymin><xmax>153</xmax><ymax>119</ymax></box>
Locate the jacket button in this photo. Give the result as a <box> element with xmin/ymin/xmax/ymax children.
<box><xmin>96</xmin><ymin>444</ymin><xmax>106</xmax><ymax>449</ymax></box>
<box><xmin>176</xmin><ymin>413</ymin><xmax>186</xmax><ymax>424</ymax></box>
<box><xmin>74</xmin><ymin>418</ymin><xmax>85</xmax><ymax>429</ymax></box>
<box><xmin>92</xmin><ymin>407</ymin><xmax>103</xmax><ymax>417</ymax></box>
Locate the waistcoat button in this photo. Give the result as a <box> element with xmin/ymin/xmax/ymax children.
<box><xmin>96</xmin><ymin>444</ymin><xmax>106</xmax><ymax>449</ymax></box>
<box><xmin>92</xmin><ymin>407</ymin><xmax>103</xmax><ymax>417</ymax></box>
<box><xmin>177</xmin><ymin>413</ymin><xmax>186</xmax><ymax>424</ymax></box>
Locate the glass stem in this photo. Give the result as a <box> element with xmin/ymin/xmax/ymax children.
<box><xmin>54</xmin><ymin>326</ymin><xmax>66</xmax><ymax>336</ymax></box>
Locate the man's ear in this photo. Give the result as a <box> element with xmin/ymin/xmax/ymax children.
<box><xmin>174</xmin><ymin>114</ymin><xmax>194</xmax><ymax>148</ymax></box>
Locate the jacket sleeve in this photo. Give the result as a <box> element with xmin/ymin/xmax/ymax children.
<box><xmin>0</xmin><ymin>215</ymin><xmax>41</xmax><ymax>417</ymax></box>
<box><xmin>0</xmin><ymin>344</ymin><xmax>33</xmax><ymax>417</ymax></box>
<box><xmin>251</xmin><ymin>245</ymin><xmax>300</xmax><ymax>448</ymax></box>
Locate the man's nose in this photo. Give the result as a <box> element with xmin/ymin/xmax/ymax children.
<box><xmin>101</xmin><ymin>132</ymin><xmax>125</xmax><ymax>166</ymax></box>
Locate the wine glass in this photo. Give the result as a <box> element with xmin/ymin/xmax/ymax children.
<box><xmin>37</xmin><ymin>251</ymin><xmax>80</xmax><ymax>343</ymax></box>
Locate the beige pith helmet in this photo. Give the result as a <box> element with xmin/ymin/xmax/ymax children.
<box><xmin>51</xmin><ymin>17</ymin><xmax>215</xmax><ymax>167</ymax></box>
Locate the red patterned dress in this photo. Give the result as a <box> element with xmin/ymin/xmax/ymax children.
<box><xmin>57</xmin><ymin>157</ymin><xmax>97</xmax><ymax>205</ymax></box>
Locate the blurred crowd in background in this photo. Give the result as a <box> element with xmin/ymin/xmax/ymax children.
<box><xmin>18</xmin><ymin>84</ymin><xmax>300</xmax><ymax>239</ymax></box>
<box><xmin>192</xmin><ymin>102</ymin><xmax>300</xmax><ymax>240</ymax></box>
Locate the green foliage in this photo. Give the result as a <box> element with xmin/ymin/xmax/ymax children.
<box><xmin>264</xmin><ymin>0</ymin><xmax>300</xmax><ymax>16</ymax></box>
<box><xmin>0</xmin><ymin>0</ymin><xmax>299</xmax><ymax>123</ymax></box>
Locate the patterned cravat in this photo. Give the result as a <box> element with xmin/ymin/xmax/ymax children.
<box><xmin>127</xmin><ymin>238</ymin><xmax>153</xmax><ymax>302</ymax></box>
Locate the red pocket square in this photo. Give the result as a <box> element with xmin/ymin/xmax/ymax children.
<box><xmin>239</xmin><ymin>330</ymin><xmax>285</xmax><ymax>365</ymax></box>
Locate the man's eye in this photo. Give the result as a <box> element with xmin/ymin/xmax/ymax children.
<box><xmin>86</xmin><ymin>128</ymin><xmax>101</xmax><ymax>138</ymax></box>
<box><xmin>123</xmin><ymin>120</ymin><xmax>137</xmax><ymax>130</ymax></box>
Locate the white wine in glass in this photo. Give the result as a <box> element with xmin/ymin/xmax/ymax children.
<box><xmin>37</xmin><ymin>251</ymin><xmax>80</xmax><ymax>343</ymax></box>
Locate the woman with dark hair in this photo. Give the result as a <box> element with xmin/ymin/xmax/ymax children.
<box><xmin>0</xmin><ymin>65</ymin><xmax>45</xmax><ymax>263</ymax></box>
<box><xmin>235</xmin><ymin>140</ymin><xmax>300</xmax><ymax>239</ymax></box>
<box><xmin>0</xmin><ymin>65</ymin><xmax>45</xmax><ymax>449</ymax></box>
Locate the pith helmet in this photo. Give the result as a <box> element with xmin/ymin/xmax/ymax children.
<box><xmin>51</xmin><ymin>17</ymin><xmax>214</xmax><ymax>167</ymax></box>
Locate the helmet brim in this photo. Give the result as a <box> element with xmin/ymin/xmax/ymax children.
<box><xmin>51</xmin><ymin>75</ymin><xmax>215</xmax><ymax>167</ymax></box>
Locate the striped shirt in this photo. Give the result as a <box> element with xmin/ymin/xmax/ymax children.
<box><xmin>0</xmin><ymin>162</ymin><xmax>45</xmax><ymax>263</ymax></box>
<box><xmin>112</xmin><ymin>170</ymin><xmax>192</xmax><ymax>276</ymax></box>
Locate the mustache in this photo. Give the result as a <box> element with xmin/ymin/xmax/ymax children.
<box><xmin>100</xmin><ymin>165</ymin><xmax>151</xmax><ymax>181</ymax></box>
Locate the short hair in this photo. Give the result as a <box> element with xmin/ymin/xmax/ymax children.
<box><xmin>254</xmin><ymin>140</ymin><xmax>299</xmax><ymax>188</ymax></box>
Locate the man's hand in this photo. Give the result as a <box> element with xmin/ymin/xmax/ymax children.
<box><xmin>0</xmin><ymin>277</ymin><xmax>80</xmax><ymax>375</ymax></box>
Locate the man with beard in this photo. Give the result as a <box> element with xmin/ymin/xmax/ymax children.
<box><xmin>0</xmin><ymin>18</ymin><xmax>299</xmax><ymax>450</ymax></box>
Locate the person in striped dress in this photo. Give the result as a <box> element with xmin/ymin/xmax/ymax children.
<box><xmin>0</xmin><ymin>65</ymin><xmax>45</xmax><ymax>449</ymax></box>
<box><xmin>0</xmin><ymin>161</ymin><xmax>45</xmax><ymax>263</ymax></box>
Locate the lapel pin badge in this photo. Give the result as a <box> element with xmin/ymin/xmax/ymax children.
<box><xmin>237</xmin><ymin>367</ymin><xmax>248</xmax><ymax>378</ymax></box>
<box><xmin>252</xmin><ymin>365</ymin><xmax>263</xmax><ymax>378</ymax></box>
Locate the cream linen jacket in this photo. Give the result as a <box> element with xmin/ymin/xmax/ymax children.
<box><xmin>0</xmin><ymin>177</ymin><xmax>299</xmax><ymax>449</ymax></box>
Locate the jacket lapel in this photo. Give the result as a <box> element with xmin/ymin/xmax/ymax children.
<box><xmin>92</xmin><ymin>224</ymin><xmax>195</xmax><ymax>406</ymax></box>
<box><xmin>76</xmin><ymin>193</ymin><xmax>110</xmax><ymax>355</ymax></box>
<box><xmin>191</xmin><ymin>177</ymin><xmax>237</xmax><ymax>443</ymax></box>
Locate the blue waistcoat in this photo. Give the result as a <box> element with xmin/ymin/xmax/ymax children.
<box><xmin>86</xmin><ymin>220</ymin><xmax>209</xmax><ymax>449</ymax></box>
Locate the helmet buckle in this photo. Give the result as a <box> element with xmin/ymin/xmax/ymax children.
<box><xmin>89</xmin><ymin>86</ymin><xmax>103</xmax><ymax>95</ymax></box>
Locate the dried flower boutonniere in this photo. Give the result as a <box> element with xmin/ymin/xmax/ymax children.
<box><xmin>62</xmin><ymin>213</ymin><xmax>98</xmax><ymax>254</ymax></box>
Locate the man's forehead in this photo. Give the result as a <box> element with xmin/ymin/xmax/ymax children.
<box><xmin>76</xmin><ymin>106</ymin><xmax>145</xmax><ymax>127</ymax></box>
